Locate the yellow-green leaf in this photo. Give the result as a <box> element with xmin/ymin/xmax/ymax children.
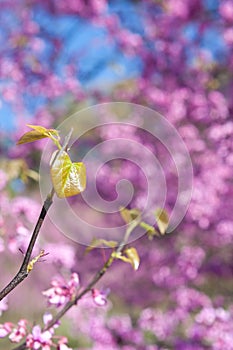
<box><xmin>120</xmin><ymin>207</ymin><xmax>140</xmax><ymax>223</ymax></box>
<box><xmin>27</xmin><ymin>124</ymin><xmax>59</xmax><ymax>138</ymax></box>
<box><xmin>17</xmin><ymin>130</ymin><xmax>48</xmax><ymax>145</ymax></box>
<box><xmin>112</xmin><ymin>248</ymin><xmax>140</xmax><ymax>271</ymax></box>
<box><xmin>140</xmin><ymin>221</ymin><xmax>160</xmax><ymax>239</ymax></box>
<box><xmin>25</xmin><ymin>169</ymin><xmax>39</xmax><ymax>182</ymax></box>
<box><xmin>140</xmin><ymin>221</ymin><xmax>157</xmax><ymax>234</ymax></box>
<box><xmin>17</xmin><ymin>124</ymin><xmax>59</xmax><ymax>145</ymax></box>
<box><xmin>124</xmin><ymin>247</ymin><xmax>140</xmax><ymax>270</ymax></box>
<box><xmin>119</xmin><ymin>207</ymin><xmax>131</xmax><ymax>223</ymax></box>
<box><xmin>27</xmin><ymin>124</ymin><xmax>51</xmax><ymax>133</ymax></box>
<box><xmin>148</xmin><ymin>229</ymin><xmax>160</xmax><ymax>240</ymax></box>
<box><xmin>85</xmin><ymin>238</ymin><xmax>118</xmax><ymax>253</ymax></box>
<box><xmin>155</xmin><ymin>208</ymin><xmax>169</xmax><ymax>235</ymax></box>
<box><xmin>0</xmin><ymin>158</ymin><xmax>38</xmax><ymax>184</ymax></box>
<box><xmin>27</xmin><ymin>250</ymin><xmax>46</xmax><ymax>273</ymax></box>
<box><xmin>50</xmin><ymin>150</ymin><xmax>86</xmax><ymax>198</ymax></box>
<box><xmin>112</xmin><ymin>251</ymin><xmax>132</xmax><ymax>264</ymax></box>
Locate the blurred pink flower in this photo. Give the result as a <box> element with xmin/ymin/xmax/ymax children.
<box><xmin>42</xmin><ymin>273</ymin><xmax>79</xmax><ymax>307</ymax></box>
<box><xmin>91</xmin><ymin>288</ymin><xmax>110</xmax><ymax>306</ymax></box>
<box><xmin>26</xmin><ymin>325</ymin><xmax>52</xmax><ymax>350</ymax></box>
<box><xmin>223</xmin><ymin>28</ymin><xmax>233</xmax><ymax>45</ymax></box>
<box><xmin>57</xmin><ymin>336</ymin><xmax>72</xmax><ymax>350</ymax></box>
<box><xmin>0</xmin><ymin>322</ymin><xmax>13</xmax><ymax>338</ymax></box>
<box><xmin>220</xmin><ymin>1</ymin><xmax>233</xmax><ymax>21</ymax></box>
<box><xmin>9</xmin><ymin>319</ymin><xmax>27</xmax><ymax>343</ymax></box>
<box><xmin>44</xmin><ymin>243</ymin><xmax>76</xmax><ymax>270</ymax></box>
<box><xmin>11</xmin><ymin>197</ymin><xmax>40</xmax><ymax>224</ymax></box>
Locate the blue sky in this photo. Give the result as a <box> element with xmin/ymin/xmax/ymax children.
<box><xmin>0</xmin><ymin>0</ymin><xmax>227</xmax><ymax>130</ymax></box>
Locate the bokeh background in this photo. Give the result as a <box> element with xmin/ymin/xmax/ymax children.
<box><xmin>1</xmin><ymin>0</ymin><xmax>233</xmax><ymax>349</ymax></box>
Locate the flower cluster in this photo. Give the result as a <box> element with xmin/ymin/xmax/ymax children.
<box><xmin>0</xmin><ymin>314</ymin><xmax>71</xmax><ymax>349</ymax></box>
<box><xmin>1</xmin><ymin>0</ymin><xmax>233</xmax><ymax>349</ymax></box>
<box><xmin>42</xmin><ymin>273</ymin><xmax>80</xmax><ymax>308</ymax></box>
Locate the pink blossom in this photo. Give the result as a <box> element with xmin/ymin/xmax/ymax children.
<box><xmin>42</xmin><ymin>313</ymin><xmax>53</xmax><ymax>328</ymax></box>
<box><xmin>220</xmin><ymin>1</ymin><xmax>233</xmax><ymax>21</ymax></box>
<box><xmin>1</xmin><ymin>1</ymin><xmax>233</xmax><ymax>349</ymax></box>
<box><xmin>42</xmin><ymin>273</ymin><xmax>79</xmax><ymax>307</ymax></box>
<box><xmin>26</xmin><ymin>325</ymin><xmax>52</xmax><ymax>349</ymax></box>
<box><xmin>44</xmin><ymin>243</ymin><xmax>76</xmax><ymax>269</ymax></box>
<box><xmin>57</xmin><ymin>336</ymin><xmax>72</xmax><ymax>350</ymax></box>
<box><xmin>0</xmin><ymin>322</ymin><xmax>13</xmax><ymax>338</ymax></box>
<box><xmin>11</xmin><ymin>197</ymin><xmax>40</xmax><ymax>223</ymax></box>
<box><xmin>223</xmin><ymin>28</ymin><xmax>233</xmax><ymax>45</ymax></box>
<box><xmin>174</xmin><ymin>287</ymin><xmax>211</xmax><ymax>311</ymax></box>
<box><xmin>139</xmin><ymin>308</ymin><xmax>178</xmax><ymax>341</ymax></box>
<box><xmin>91</xmin><ymin>288</ymin><xmax>110</xmax><ymax>306</ymax></box>
<box><xmin>177</xmin><ymin>246</ymin><xmax>205</xmax><ymax>280</ymax></box>
<box><xmin>9</xmin><ymin>319</ymin><xmax>27</xmax><ymax>343</ymax></box>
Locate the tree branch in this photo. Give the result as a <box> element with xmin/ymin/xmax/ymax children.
<box><xmin>0</xmin><ymin>192</ymin><xmax>54</xmax><ymax>301</ymax></box>
<box><xmin>44</xmin><ymin>218</ymin><xmax>140</xmax><ymax>331</ymax></box>
<box><xmin>13</xmin><ymin>218</ymin><xmax>140</xmax><ymax>350</ymax></box>
<box><xmin>0</xmin><ymin>129</ymin><xmax>73</xmax><ymax>302</ymax></box>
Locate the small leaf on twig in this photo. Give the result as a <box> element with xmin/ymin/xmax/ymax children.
<box><xmin>0</xmin><ymin>158</ymin><xmax>39</xmax><ymax>183</ymax></box>
<box><xmin>124</xmin><ymin>247</ymin><xmax>140</xmax><ymax>270</ymax></box>
<box><xmin>85</xmin><ymin>238</ymin><xmax>118</xmax><ymax>254</ymax></box>
<box><xmin>155</xmin><ymin>208</ymin><xmax>169</xmax><ymax>235</ymax></box>
<box><xmin>140</xmin><ymin>221</ymin><xmax>160</xmax><ymax>240</ymax></box>
<box><xmin>17</xmin><ymin>124</ymin><xmax>59</xmax><ymax>145</ymax></box>
<box><xmin>27</xmin><ymin>250</ymin><xmax>47</xmax><ymax>273</ymax></box>
<box><xmin>50</xmin><ymin>150</ymin><xmax>86</xmax><ymax>198</ymax></box>
<box><xmin>112</xmin><ymin>247</ymin><xmax>140</xmax><ymax>271</ymax></box>
<box><xmin>120</xmin><ymin>207</ymin><xmax>141</xmax><ymax>223</ymax></box>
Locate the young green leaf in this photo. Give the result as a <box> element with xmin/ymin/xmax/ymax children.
<box><xmin>124</xmin><ymin>247</ymin><xmax>140</xmax><ymax>270</ymax></box>
<box><xmin>27</xmin><ymin>250</ymin><xmax>47</xmax><ymax>273</ymax></box>
<box><xmin>17</xmin><ymin>124</ymin><xmax>59</xmax><ymax>145</ymax></box>
<box><xmin>112</xmin><ymin>247</ymin><xmax>140</xmax><ymax>271</ymax></box>
<box><xmin>120</xmin><ymin>207</ymin><xmax>141</xmax><ymax>223</ymax></box>
<box><xmin>119</xmin><ymin>207</ymin><xmax>131</xmax><ymax>223</ymax></box>
<box><xmin>50</xmin><ymin>150</ymin><xmax>86</xmax><ymax>198</ymax></box>
<box><xmin>155</xmin><ymin>208</ymin><xmax>169</xmax><ymax>235</ymax></box>
<box><xmin>85</xmin><ymin>238</ymin><xmax>118</xmax><ymax>253</ymax></box>
<box><xmin>0</xmin><ymin>158</ymin><xmax>39</xmax><ymax>184</ymax></box>
<box><xmin>140</xmin><ymin>221</ymin><xmax>160</xmax><ymax>239</ymax></box>
<box><xmin>112</xmin><ymin>251</ymin><xmax>132</xmax><ymax>264</ymax></box>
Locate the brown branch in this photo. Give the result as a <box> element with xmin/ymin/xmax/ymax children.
<box><xmin>44</xmin><ymin>218</ymin><xmax>140</xmax><ymax>331</ymax></box>
<box><xmin>0</xmin><ymin>129</ymin><xmax>73</xmax><ymax>302</ymax></box>
<box><xmin>0</xmin><ymin>192</ymin><xmax>54</xmax><ymax>302</ymax></box>
<box><xmin>13</xmin><ymin>218</ymin><xmax>140</xmax><ymax>350</ymax></box>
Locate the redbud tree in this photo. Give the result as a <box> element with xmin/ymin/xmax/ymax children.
<box><xmin>1</xmin><ymin>0</ymin><xmax>233</xmax><ymax>349</ymax></box>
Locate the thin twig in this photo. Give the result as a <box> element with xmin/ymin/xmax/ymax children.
<box><xmin>13</xmin><ymin>217</ymin><xmax>140</xmax><ymax>350</ymax></box>
<box><xmin>0</xmin><ymin>191</ymin><xmax>54</xmax><ymax>301</ymax></box>
<box><xmin>44</xmin><ymin>218</ymin><xmax>140</xmax><ymax>331</ymax></box>
<box><xmin>0</xmin><ymin>129</ymin><xmax>73</xmax><ymax>302</ymax></box>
